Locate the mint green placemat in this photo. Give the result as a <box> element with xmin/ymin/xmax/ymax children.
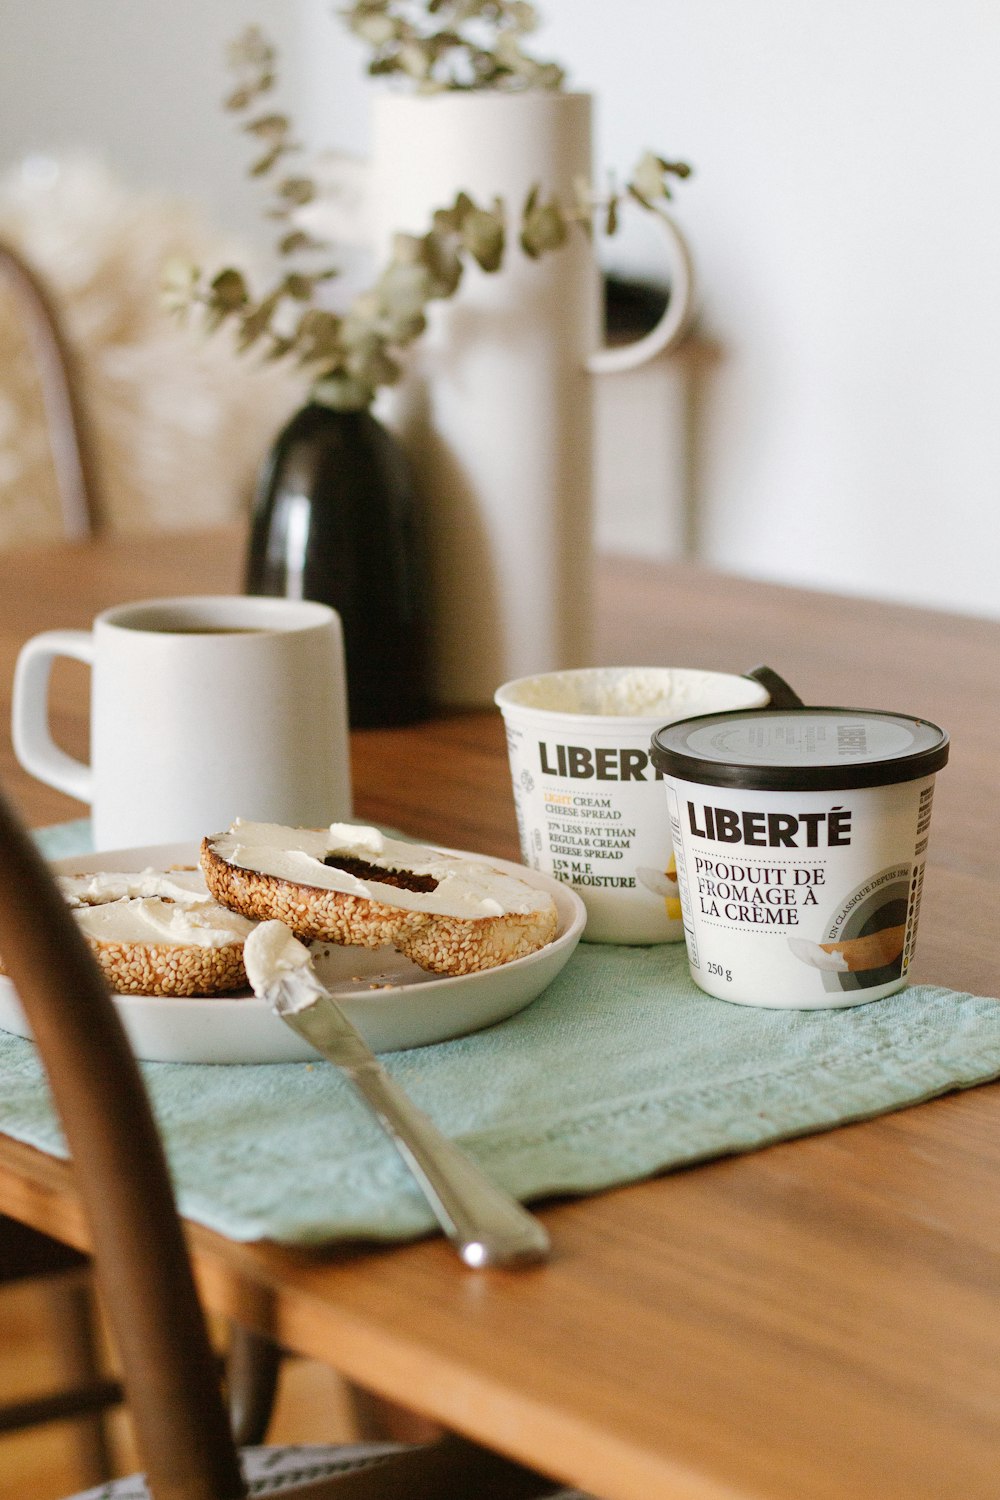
<box><xmin>34</xmin><ymin>819</ymin><xmax>94</xmax><ymax>859</ymax></box>
<box><xmin>4</xmin><ymin>822</ymin><xmax>999</xmax><ymax>1247</ymax></box>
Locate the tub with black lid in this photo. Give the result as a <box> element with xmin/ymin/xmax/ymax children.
<box><xmin>649</xmin><ymin>707</ymin><xmax>949</xmax><ymax>1008</ymax></box>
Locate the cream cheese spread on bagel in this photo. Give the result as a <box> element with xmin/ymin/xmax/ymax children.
<box><xmin>60</xmin><ymin>870</ymin><xmax>255</xmax><ymax>950</ymax></box>
<box><xmin>51</xmin><ymin>868</ymin><xmax>256</xmax><ymax>996</ymax></box>
<box><xmin>207</xmin><ymin>821</ymin><xmax>551</xmax><ymax>920</ymax></box>
<box><xmin>201</xmin><ymin>821</ymin><xmax>558</xmax><ymax>975</ymax></box>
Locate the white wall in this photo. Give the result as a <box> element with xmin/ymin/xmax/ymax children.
<box><xmin>3</xmin><ymin>1</ymin><xmax>999</xmax><ymax>618</ymax></box>
<box><xmin>536</xmin><ymin>0</ymin><xmax>1000</xmax><ymax>618</ymax></box>
<box><xmin>0</xmin><ymin>0</ymin><xmax>302</xmax><ymax>254</ymax></box>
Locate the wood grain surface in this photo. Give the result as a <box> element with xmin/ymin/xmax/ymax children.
<box><xmin>1</xmin><ymin>529</ymin><xmax>999</xmax><ymax>1499</ymax></box>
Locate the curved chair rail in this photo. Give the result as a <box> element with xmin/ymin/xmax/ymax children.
<box><xmin>0</xmin><ymin>239</ymin><xmax>98</xmax><ymax>540</ymax></box>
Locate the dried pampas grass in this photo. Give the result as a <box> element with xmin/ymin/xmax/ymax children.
<box><xmin>0</xmin><ymin>156</ymin><xmax>303</xmax><ymax>547</ymax></box>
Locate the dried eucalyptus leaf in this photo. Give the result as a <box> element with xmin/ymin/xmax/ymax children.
<box><xmin>278</xmin><ymin>229</ymin><xmax>315</xmax><ymax>255</ymax></box>
<box><xmin>340</xmin><ymin>326</ymin><xmax>382</xmax><ymax>363</ymax></box>
<box><xmin>294</xmin><ymin>308</ymin><xmax>344</xmax><ymax>362</ymax></box>
<box><xmin>244</xmin><ymin>112</ymin><xmax>291</xmax><ymax>140</ymax></box>
<box><xmin>376</xmin><ymin>264</ymin><xmax>436</xmax><ymax>336</ymax></box>
<box><xmin>346</xmin><ymin>344</ymin><xmax>401</xmax><ymax>387</ymax></box>
<box><xmin>470</xmin><ymin>53</ymin><xmax>504</xmax><ymax>85</ymax></box>
<box><xmin>228</xmin><ymin>26</ymin><xmax>274</xmax><ymax>72</ymax></box>
<box><xmin>630</xmin><ymin>151</ymin><xmax>670</xmax><ymax>204</ymax></box>
<box><xmin>380</xmin><ymin>259</ymin><xmax>433</xmax><ymax>309</ymax></box>
<box><xmin>201</xmin><ymin>305</ymin><xmax>229</xmax><ymax>335</ymax></box>
<box><xmin>493</xmin><ymin>31</ymin><xmax>528</xmax><ymax>67</ymax></box>
<box><xmin>209</xmin><ymin>267</ymin><xmax>249</xmax><ymax>311</ymax></box>
<box><xmin>400</xmin><ymin>41</ymin><xmax>433</xmax><ymax>78</ymax></box>
<box><xmin>533</xmin><ymin>62</ymin><xmax>565</xmax><ymax>90</ymax></box>
<box><xmin>432</xmin><ymin>204</ymin><xmax>463</xmax><ymax>236</ymax></box>
<box><xmin>283</xmin><ymin>272</ymin><xmax>315</xmax><ymax>301</ymax></box>
<box><xmin>420</xmin><ymin>231</ymin><xmax>463</xmax><ymax>297</ymax></box>
<box><xmin>250</xmin><ymin>146</ymin><xmax>288</xmax><ymax>177</ymax></box>
<box><xmin>344</xmin><ymin>289</ymin><xmax>381</xmax><ymax>326</ymax></box>
<box><xmin>460</xmin><ymin>207</ymin><xmax>505</xmax><ymax>271</ymax></box>
<box><xmin>266</xmin><ymin>335</ymin><xmax>297</xmax><ymax>361</ymax></box>
<box><xmin>236</xmin><ymin>295</ymin><xmax>280</xmax><ymax>351</ymax></box>
<box><xmin>391</xmin><ymin>232</ymin><xmax>425</xmax><ymax>265</ymax></box>
<box><xmin>655</xmin><ymin>156</ymin><xmax>692</xmax><ymax>180</ymax></box>
<box><xmin>520</xmin><ymin>200</ymin><xmax>566</xmax><ymax>258</ymax></box>
<box><xmin>506</xmin><ymin>2</ymin><xmax>538</xmax><ymax>32</ymax></box>
<box><xmin>430</xmin><ymin>26</ymin><xmax>464</xmax><ymax>52</ymax></box>
<box><xmin>224</xmin><ymin>85</ymin><xmax>255</xmax><ymax>112</ymax></box>
<box><xmin>567</xmin><ymin>177</ymin><xmax>593</xmax><ymax>235</ymax></box>
<box><xmin>277</xmin><ymin>176</ymin><xmax>316</xmax><ymax>205</ymax></box>
<box><xmin>380</xmin><ymin>309</ymin><xmax>427</xmax><ymax>343</ymax></box>
<box><xmin>352</xmin><ymin>12</ymin><xmax>398</xmax><ymax>44</ymax></box>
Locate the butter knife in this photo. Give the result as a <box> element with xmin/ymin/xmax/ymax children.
<box><xmin>244</xmin><ymin>922</ymin><xmax>550</xmax><ymax>1268</ymax></box>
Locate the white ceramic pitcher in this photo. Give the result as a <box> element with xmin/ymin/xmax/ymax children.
<box><xmin>329</xmin><ymin>91</ymin><xmax>695</xmax><ymax>706</ymax></box>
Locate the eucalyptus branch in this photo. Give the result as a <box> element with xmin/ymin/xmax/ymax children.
<box><xmin>343</xmin><ymin>0</ymin><xmax>565</xmax><ymax>92</ymax></box>
<box><xmin>163</xmin><ymin>24</ymin><xmax>691</xmax><ymax>412</ymax></box>
<box><xmin>225</xmin><ymin>28</ymin><xmax>328</xmax><ymax>253</ymax></box>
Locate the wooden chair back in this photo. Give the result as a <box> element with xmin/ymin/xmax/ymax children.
<box><xmin>0</xmin><ymin>786</ymin><xmax>244</xmax><ymax>1500</ymax></box>
<box><xmin>0</xmin><ymin>239</ymin><xmax>98</xmax><ymax>540</ymax></box>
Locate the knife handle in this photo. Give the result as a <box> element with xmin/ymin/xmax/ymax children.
<box><xmin>350</xmin><ymin>1063</ymin><xmax>550</xmax><ymax>1267</ymax></box>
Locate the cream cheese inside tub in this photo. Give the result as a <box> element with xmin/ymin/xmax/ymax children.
<box><xmin>494</xmin><ymin>666</ymin><xmax>793</xmax><ymax>944</ymax></box>
<box><xmin>649</xmin><ymin>707</ymin><xmax>949</xmax><ymax>1008</ymax></box>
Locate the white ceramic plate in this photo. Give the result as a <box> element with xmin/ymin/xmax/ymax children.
<box><xmin>0</xmin><ymin>841</ymin><xmax>586</xmax><ymax>1064</ymax></box>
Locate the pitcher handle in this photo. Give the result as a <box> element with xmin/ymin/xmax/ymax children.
<box><xmin>585</xmin><ymin>208</ymin><xmax>696</xmax><ymax>376</ymax></box>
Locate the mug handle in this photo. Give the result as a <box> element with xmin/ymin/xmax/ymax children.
<box><xmin>585</xmin><ymin>208</ymin><xmax>696</xmax><ymax>376</ymax></box>
<box><xmin>742</xmin><ymin>664</ymin><xmax>804</xmax><ymax>709</ymax></box>
<box><xmin>12</xmin><ymin>630</ymin><xmax>95</xmax><ymax>804</ymax></box>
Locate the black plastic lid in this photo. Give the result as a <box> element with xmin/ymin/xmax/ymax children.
<box><xmin>650</xmin><ymin>707</ymin><xmax>949</xmax><ymax>791</ymax></box>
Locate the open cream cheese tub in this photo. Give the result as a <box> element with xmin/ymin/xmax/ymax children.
<box><xmin>495</xmin><ymin>667</ymin><xmax>782</xmax><ymax>943</ymax></box>
<box><xmin>650</xmin><ymin>707</ymin><xmax>949</xmax><ymax>1008</ymax></box>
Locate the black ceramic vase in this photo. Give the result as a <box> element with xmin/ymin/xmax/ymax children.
<box><xmin>246</xmin><ymin>402</ymin><xmax>428</xmax><ymax>729</ymax></box>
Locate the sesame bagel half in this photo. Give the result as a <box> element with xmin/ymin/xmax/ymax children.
<box><xmin>38</xmin><ymin>868</ymin><xmax>256</xmax><ymax>997</ymax></box>
<box><xmin>82</xmin><ymin>938</ymin><xmax>249</xmax><ymax>997</ymax></box>
<box><xmin>200</xmin><ymin>820</ymin><xmax>559</xmax><ymax>977</ymax></box>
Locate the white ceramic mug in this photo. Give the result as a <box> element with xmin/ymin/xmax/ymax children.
<box><xmin>12</xmin><ymin>595</ymin><xmax>352</xmax><ymax>849</ymax></box>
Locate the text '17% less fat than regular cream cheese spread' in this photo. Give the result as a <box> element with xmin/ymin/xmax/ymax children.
<box><xmin>649</xmin><ymin>707</ymin><xmax>949</xmax><ymax>1009</ymax></box>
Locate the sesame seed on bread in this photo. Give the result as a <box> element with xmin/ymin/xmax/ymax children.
<box><xmin>200</xmin><ymin>821</ymin><xmax>558</xmax><ymax>976</ymax></box>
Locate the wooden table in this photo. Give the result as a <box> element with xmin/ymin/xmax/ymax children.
<box><xmin>1</xmin><ymin>529</ymin><xmax>999</xmax><ymax>1500</ymax></box>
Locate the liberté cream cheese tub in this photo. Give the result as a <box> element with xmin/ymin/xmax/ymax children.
<box><xmin>494</xmin><ymin>667</ymin><xmax>777</xmax><ymax>943</ymax></box>
<box><xmin>650</xmin><ymin>707</ymin><xmax>949</xmax><ymax>1009</ymax></box>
